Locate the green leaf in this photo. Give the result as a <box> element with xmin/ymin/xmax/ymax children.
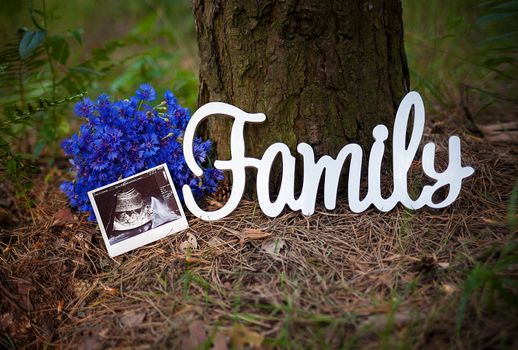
<box><xmin>57</xmin><ymin>118</ymin><xmax>70</xmax><ymax>136</ymax></box>
<box><xmin>33</xmin><ymin>141</ymin><xmax>46</xmax><ymax>157</ymax></box>
<box><xmin>48</xmin><ymin>35</ymin><xmax>70</xmax><ymax>65</ymax></box>
<box><xmin>19</xmin><ymin>30</ymin><xmax>46</xmax><ymax>59</ymax></box>
<box><xmin>133</xmin><ymin>13</ymin><xmax>157</xmax><ymax>35</ymax></box>
<box><xmin>29</xmin><ymin>0</ymin><xmax>45</xmax><ymax>30</ymax></box>
<box><xmin>68</xmin><ymin>66</ymin><xmax>103</xmax><ymax>76</ymax></box>
<box><xmin>482</xmin><ymin>31</ymin><xmax>518</xmax><ymax>44</ymax></box>
<box><xmin>491</xmin><ymin>1</ymin><xmax>518</xmax><ymax>12</ymax></box>
<box><xmin>68</xmin><ymin>28</ymin><xmax>83</xmax><ymax>45</ymax></box>
<box><xmin>483</xmin><ymin>56</ymin><xmax>517</xmax><ymax>67</ymax></box>
<box><xmin>477</xmin><ymin>11</ymin><xmax>518</xmax><ymax>26</ymax></box>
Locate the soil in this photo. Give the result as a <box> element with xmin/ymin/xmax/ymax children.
<box><xmin>0</xmin><ymin>120</ymin><xmax>517</xmax><ymax>349</ymax></box>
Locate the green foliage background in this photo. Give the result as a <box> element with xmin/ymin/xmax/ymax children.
<box><xmin>0</xmin><ymin>0</ymin><xmax>199</xmax><ymax>196</ymax></box>
<box><xmin>0</xmin><ymin>0</ymin><xmax>516</xmax><ymax>195</ymax></box>
<box><xmin>404</xmin><ymin>0</ymin><xmax>517</xmax><ymax>119</ymax></box>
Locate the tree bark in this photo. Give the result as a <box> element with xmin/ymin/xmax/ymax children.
<box><xmin>193</xmin><ymin>0</ymin><xmax>409</xmax><ymax>192</ymax></box>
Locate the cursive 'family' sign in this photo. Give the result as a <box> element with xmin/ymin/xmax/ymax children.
<box><xmin>182</xmin><ymin>92</ymin><xmax>474</xmax><ymax>221</ymax></box>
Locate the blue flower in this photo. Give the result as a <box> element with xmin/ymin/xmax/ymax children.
<box><xmin>164</xmin><ymin>90</ymin><xmax>177</xmax><ymax>107</ymax></box>
<box><xmin>61</xmin><ymin>85</ymin><xmax>222</xmax><ymax>221</ymax></box>
<box><xmin>74</xmin><ymin>98</ymin><xmax>95</xmax><ymax>118</ymax></box>
<box><xmin>92</xmin><ymin>157</ymin><xmax>108</xmax><ymax>171</ymax></box>
<box><xmin>60</xmin><ymin>181</ymin><xmax>73</xmax><ymax>197</ymax></box>
<box><xmin>96</xmin><ymin>94</ymin><xmax>111</xmax><ymax>115</ymax></box>
<box><xmin>194</xmin><ymin>138</ymin><xmax>209</xmax><ymax>163</ymax></box>
<box><xmin>135</xmin><ymin>83</ymin><xmax>156</xmax><ymax>102</ymax></box>
<box><xmin>107</xmin><ymin>148</ymin><xmax>119</xmax><ymax>160</ymax></box>
<box><xmin>112</xmin><ymin>100</ymin><xmax>133</xmax><ymax>118</ymax></box>
<box><xmin>139</xmin><ymin>133</ymin><xmax>160</xmax><ymax>157</ymax></box>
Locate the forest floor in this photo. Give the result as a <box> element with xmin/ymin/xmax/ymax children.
<box><xmin>0</xmin><ymin>118</ymin><xmax>517</xmax><ymax>349</ymax></box>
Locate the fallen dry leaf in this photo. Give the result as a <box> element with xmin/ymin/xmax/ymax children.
<box><xmin>16</xmin><ymin>280</ymin><xmax>33</xmax><ymax>311</ymax></box>
<box><xmin>190</xmin><ymin>320</ymin><xmax>207</xmax><ymax>340</ymax></box>
<box><xmin>180</xmin><ymin>232</ymin><xmax>198</xmax><ymax>253</ymax></box>
<box><xmin>187</xmin><ymin>232</ymin><xmax>198</xmax><ymax>249</ymax></box>
<box><xmin>78</xmin><ymin>335</ymin><xmax>100</xmax><ymax>350</ymax></box>
<box><xmin>207</xmin><ymin>236</ymin><xmax>225</xmax><ymax>248</ymax></box>
<box><xmin>441</xmin><ymin>283</ymin><xmax>457</xmax><ymax>294</ymax></box>
<box><xmin>212</xmin><ymin>331</ymin><xmax>230</xmax><ymax>350</ymax></box>
<box><xmin>360</xmin><ymin>311</ymin><xmax>417</xmax><ymax>333</ymax></box>
<box><xmin>57</xmin><ymin>299</ymin><xmax>64</xmax><ymax>313</ymax></box>
<box><xmin>238</xmin><ymin>228</ymin><xmax>271</xmax><ymax>245</ymax></box>
<box><xmin>478</xmin><ymin>121</ymin><xmax>518</xmax><ymax>142</ymax></box>
<box><xmin>16</xmin><ymin>280</ymin><xmax>33</xmax><ymax>295</ymax></box>
<box><xmin>437</xmin><ymin>262</ymin><xmax>450</xmax><ymax>269</ymax></box>
<box><xmin>383</xmin><ymin>254</ymin><xmax>419</xmax><ymax>262</ymax></box>
<box><xmin>180</xmin><ymin>241</ymin><xmax>194</xmax><ymax>253</ymax></box>
<box><xmin>383</xmin><ymin>254</ymin><xmax>402</xmax><ymax>262</ymax></box>
<box><xmin>119</xmin><ymin>310</ymin><xmax>145</xmax><ymax>328</ymax></box>
<box><xmin>51</xmin><ymin>207</ymin><xmax>77</xmax><ymax>227</ymax></box>
<box><xmin>0</xmin><ymin>313</ymin><xmax>13</xmax><ymax>331</ymax></box>
<box><xmin>57</xmin><ymin>299</ymin><xmax>65</xmax><ymax>321</ymax></box>
<box><xmin>229</xmin><ymin>323</ymin><xmax>264</xmax><ymax>349</ymax></box>
<box><xmin>99</xmin><ymin>328</ymin><xmax>110</xmax><ymax>338</ymax></box>
<box><xmin>261</xmin><ymin>238</ymin><xmax>286</xmax><ymax>254</ymax></box>
<box><xmin>206</xmin><ymin>197</ymin><xmax>225</xmax><ymax>209</ymax></box>
<box><xmin>19</xmin><ymin>316</ymin><xmax>32</xmax><ymax>333</ymax></box>
<box><xmin>368</xmin><ymin>272</ymin><xmax>393</xmax><ymax>287</ymax></box>
<box><xmin>181</xmin><ymin>319</ymin><xmax>208</xmax><ymax>350</ymax></box>
<box><xmin>185</xmin><ymin>257</ymin><xmax>210</xmax><ymax>264</ymax></box>
<box><xmin>482</xmin><ymin>217</ymin><xmax>501</xmax><ymax>225</ymax></box>
<box><xmin>102</xmin><ymin>286</ymin><xmax>118</xmax><ymax>296</ymax></box>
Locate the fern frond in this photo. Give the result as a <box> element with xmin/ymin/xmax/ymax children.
<box><xmin>0</xmin><ymin>33</ymin><xmax>47</xmax><ymax>107</ymax></box>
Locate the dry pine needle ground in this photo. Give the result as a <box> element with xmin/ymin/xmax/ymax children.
<box><xmin>0</xmin><ymin>123</ymin><xmax>517</xmax><ymax>349</ymax></box>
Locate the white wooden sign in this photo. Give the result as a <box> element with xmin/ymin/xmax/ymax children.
<box><xmin>182</xmin><ymin>92</ymin><xmax>474</xmax><ymax>221</ymax></box>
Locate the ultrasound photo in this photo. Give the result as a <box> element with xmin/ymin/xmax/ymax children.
<box><xmin>88</xmin><ymin>164</ymin><xmax>188</xmax><ymax>257</ymax></box>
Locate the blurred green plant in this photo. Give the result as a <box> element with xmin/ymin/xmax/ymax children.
<box><xmin>403</xmin><ymin>0</ymin><xmax>517</xmax><ymax>121</ymax></box>
<box><xmin>0</xmin><ymin>0</ymin><xmax>199</xmax><ymax>201</ymax></box>
<box><xmin>0</xmin><ymin>139</ymin><xmax>39</xmax><ymax>204</ymax></box>
<box><xmin>455</xmin><ymin>180</ymin><xmax>518</xmax><ymax>337</ymax></box>
<box><xmin>1</xmin><ymin>1</ymin><xmax>90</xmax><ymax>142</ymax></box>
<box><xmin>0</xmin><ymin>0</ymin><xmax>87</xmax><ymax>198</ymax></box>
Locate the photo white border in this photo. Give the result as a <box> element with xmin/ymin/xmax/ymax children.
<box><xmin>88</xmin><ymin>163</ymin><xmax>189</xmax><ymax>257</ymax></box>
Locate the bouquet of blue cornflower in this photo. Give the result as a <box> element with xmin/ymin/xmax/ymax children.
<box><xmin>61</xmin><ymin>83</ymin><xmax>223</xmax><ymax>220</ymax></box>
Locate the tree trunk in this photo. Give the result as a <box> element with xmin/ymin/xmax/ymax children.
<box><xmin>193</xmin><ymin>0</ymin><xmax>409</xmax><ymax>192</ymax></box>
